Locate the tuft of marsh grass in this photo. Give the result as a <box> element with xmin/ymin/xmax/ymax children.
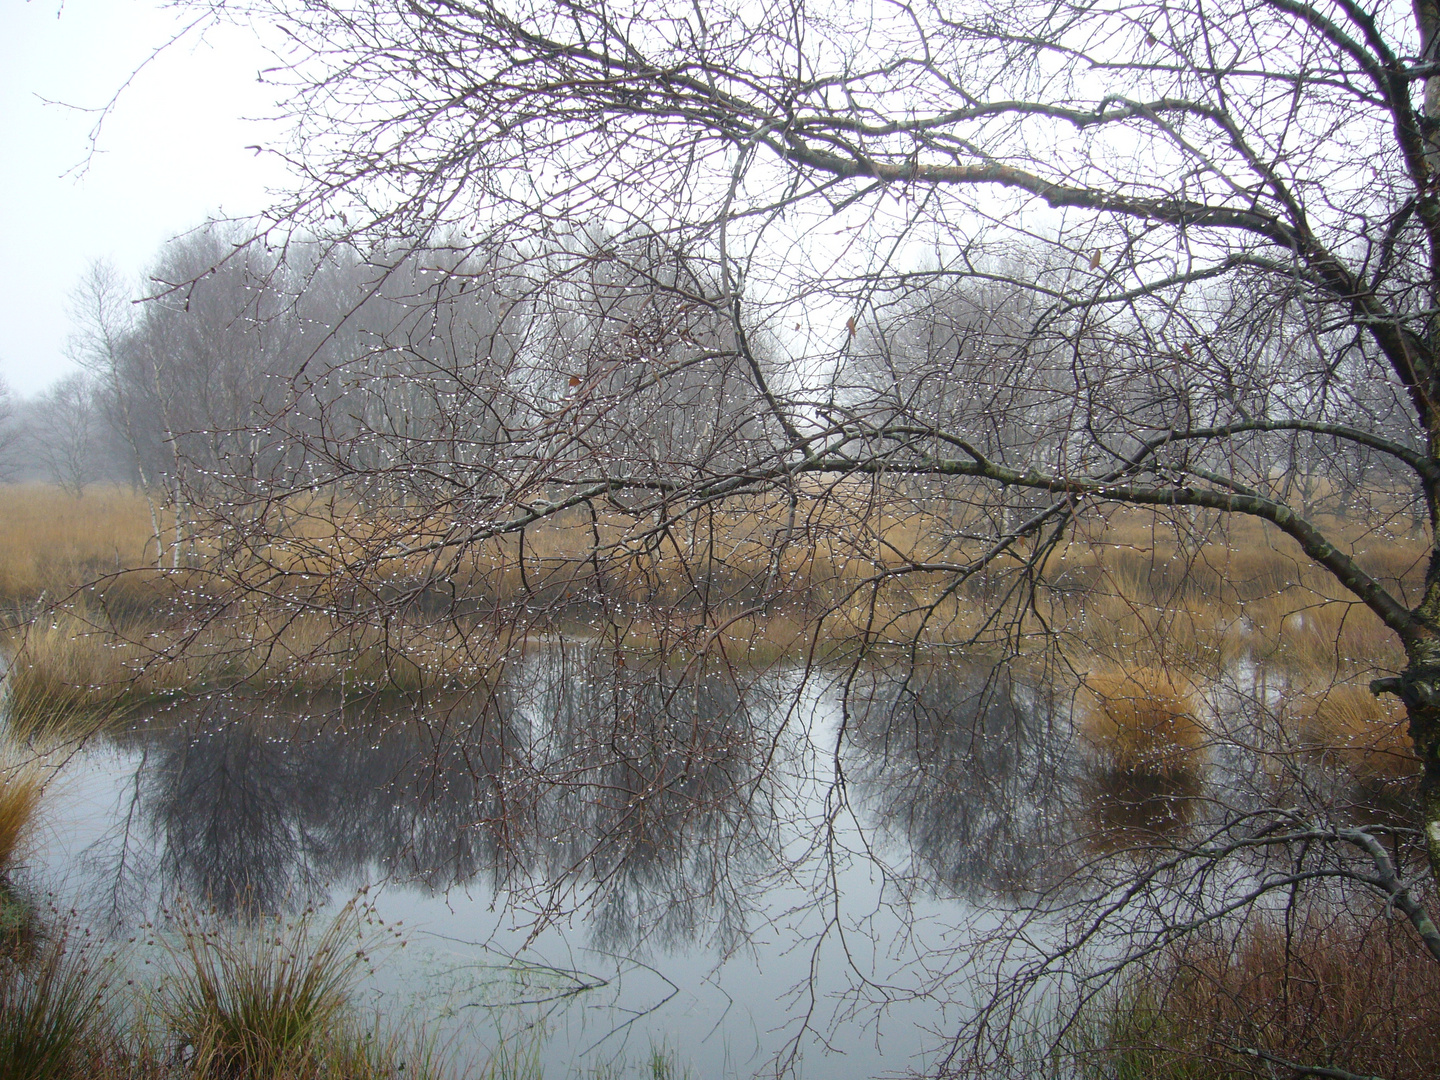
<box><xmin>0</xmin><ymin>756</ymin><xmax>43</xmax><ymax>881</ymax></box>
<box><xmin>1</xmin><ymin>610</ymin><xmax>161</xmax><ymax>741</ymax></box>
<box><xmin>1079</xmin><ymin>667</ymin><xmax>1205</xmax><ymax>777</ymax></box>
<box><xmin>1296</xmin><ymin>683</ymin><xmax>1416</xmax><ymax>783</ymax></box>
<box><xmin>641</xmin><ymin>1043</ymin><xmax>690</xmax><ymax>1080</ymax></box>
<box><xmin>478</xmin><ymin>1034</ymin><xmax>544</xmax><ymax>1080</ymax></box>
<box><xmin>158</xmin><ymin>898</ymin><xmax>424</xmax><ymax>1080</ymax></box>
<box><xmin>478</xmin><ymin>1035</ymin><xmax>693</xmax><ymax>1080</ymax></box>
<box><xmin>0</xmin><ymin>924</ymin><xmax>121</xmax><ymax>1080</ymax></box>
<box><xmin>0</xmin><ymin>895</ymin><xmax>454</xmax><ymax>1080</ymax></box>
<box><xmin>0</xmin><ymin>750</ymin><xmax>46</xmax><ymax>959</ymax></box>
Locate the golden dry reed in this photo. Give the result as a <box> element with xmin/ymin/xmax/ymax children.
<box><xmin>1295</xmin><ymin>683</ymin><xmax>1415</xmax><ymax>782</ymax></box>
<box><xmin>1079</xmin><ymin>667</ymin><xmax>1205</xmax><ymax>776</ymax></box>
<box><xmin>0</xmin><ymin>485</ymin><xmax>159</xmax><ymax>605</ymax></box>
<box><xmin>0</xmin><ymin>754</ymin><xmax>43</xmax><ymax>878</ymax></box>
<box><xmin>0</xmin><ymin>483</ymin><xmax>1427</xmax><ymax>723</ymax></box>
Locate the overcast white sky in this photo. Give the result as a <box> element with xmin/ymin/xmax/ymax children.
<box><xmin>1</xmin><ymin>0</ymin><xmax>289</xmax><ymax>397</ymax></box>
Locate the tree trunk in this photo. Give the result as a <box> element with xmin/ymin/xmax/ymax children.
<box><xmin>1387</xmin><ymin>634</ymin><xmax>1440</xmax><ymax>880</ymax></box>
<box><xmin>1418</xmin><ymin>0</ymin><xmax>1440</xmax><ymax>173</ymax></box>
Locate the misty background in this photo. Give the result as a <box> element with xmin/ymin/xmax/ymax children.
<box><xmin>2</xmin><ymin>0</ymin><xmax>288</xmax><ymax>399</ymax></box>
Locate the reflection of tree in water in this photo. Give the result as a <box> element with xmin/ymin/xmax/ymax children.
<box><xmin>522</xmin><ymin>647</ymin><xmax>782</xmax><ymax>952</ymax></box>
<box><xmin>96</xmin><ymin>692</ymin><xmax>506</xmax><ymax>916</ymax></box>
<box><xmin>300</xmin><ymin>684</ymin><xmax>528</xmax><ymax>894</ymax></box>
<box><xmin>96</xmin><ymin>643</ymin><xmax>782</xmax><ymax>949</ymax></box>
<box><xmin>846</xmin><ymin>663</ymin><xmax>1077</xmax><ymax>898</ymax></box>
<box><xmin>140</xmin><ymin>697</ymin><xmax>331</xmax><ymax>913</ymax></box>
<box><xmin>847</xmin><ymin>662</ymin><xmax>1238</xmax><ymax>898</ymax></box>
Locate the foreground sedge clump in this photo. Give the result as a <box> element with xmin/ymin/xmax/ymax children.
<box><xmin>0</xmin><ymin>925</ymin><xmax>125</xmax><ymax>1080</ymax></box>
<box><xmin>0</xmin><ymin>897</ymin><xmax>444</xmax><ymax>1080</ymax></box>
<box><xmin>1065</xmin><ymin>911</ymin><xmax>1440</xmax><ymax>1080</ymax></box>
<box><xmin>159</xmin><ymin>899</ymin><xmax>427</xmax><ymax>1080</ymax></box>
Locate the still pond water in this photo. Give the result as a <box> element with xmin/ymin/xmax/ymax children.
<box><xmin>30</xmin><ymin>641</ymin><xmax>1198</xmax><ymax>1079</ymax></box>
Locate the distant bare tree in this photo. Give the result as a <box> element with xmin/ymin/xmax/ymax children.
<box><xmin>31</xmin><ymin>372</ymin><xmax>101</xmax><ymax>498</ymax></box>
<box><xmin>0</xmin><ymin>375</ymin><xmax>20</xmax><ymax>482</ymax></box>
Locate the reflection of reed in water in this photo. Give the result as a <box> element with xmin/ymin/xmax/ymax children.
<box><xmin>93</xmin><ymin>643</ymin><xmax>784</xmax><ymax>950</ymax></box>
<box><xmin>1079</xmin><ymin>769</ymin><xmax>1200</xmax><ymax>856</ymax></box>
<box><xmin>846</xmin><ymin>663</ymin><xmax>1076</xmax><ymax>898</ymax></box>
